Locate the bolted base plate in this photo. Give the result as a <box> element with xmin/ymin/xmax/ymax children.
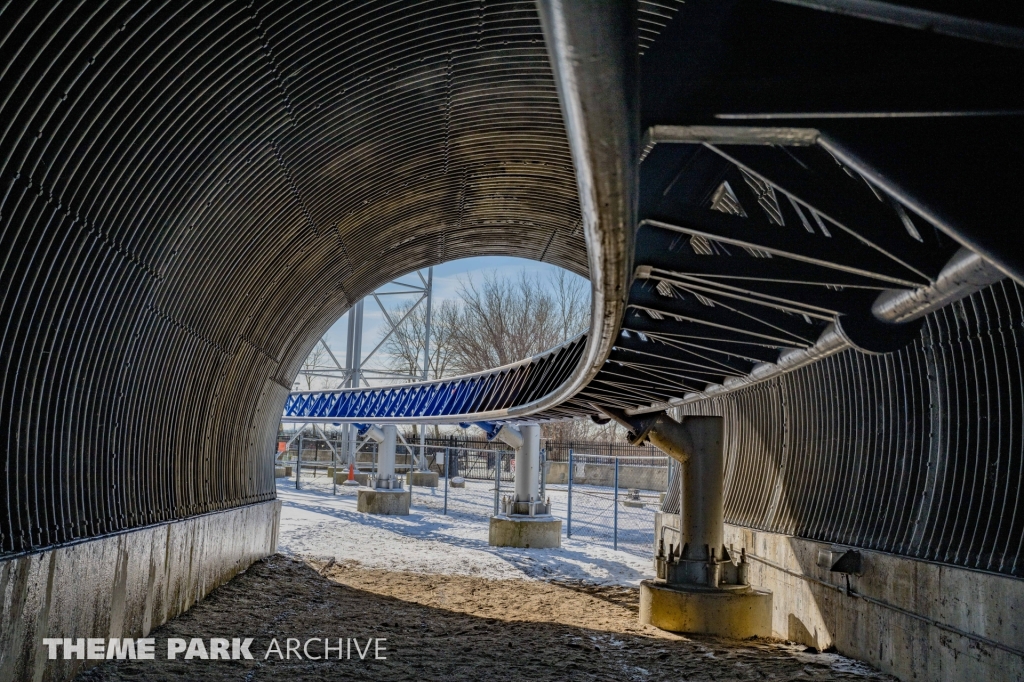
<box><xmin>409</xmin><ymin>471</ymin><xmax>439</xmax><ymax>487</ymax></box>
<box><xmin>639</xmin><ymin>580</ymin><xmax>772</xmax><ymax>638</ymax></box>
<box><xmin>488</xmin><ymin>515</ymin><xmax>561</xmax><ymax>548</ymax></box>
<box><xmin>357</xmin><ymin>488</ymin><xmax>411</xmax><ymax>515</ymax></box>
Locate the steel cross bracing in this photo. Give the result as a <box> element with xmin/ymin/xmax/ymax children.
<box><xmin>285</xmin><ymin>0</ymin><xmax>1018</xmax><ymax>426</ymax></box>
<box><xmin>295</xmin><ymin>268</ymin><xmax>435</xmax><ymax>390</ymax></box>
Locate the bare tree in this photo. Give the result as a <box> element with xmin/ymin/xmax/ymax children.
<box><xmin>541</xmin><ymin>417</ymin><xmax>625</xmax><ymax>442</ymax></box>
<box><xmin>299</xmin><ymin>343</ymin><xmax>331</xmax><ymax>390</ymax></box>
<box><xmin>381</xmin><ymin>298</ymin><xmax>459</xmax><ymax>380</ymax></box>
<box><xmin>448</xmin><ymin>269</ymin><xmax>590</xmax><ymax>375</ymax></box>
<box><xmin>552</xmin><ymin>268</ymin><xmax>590</xmax><ymax>342</ymax></box>
<box><xmin>376</xmin><ymin>266</ymin><xmax>592</xmax><ymax>439</ymax></box>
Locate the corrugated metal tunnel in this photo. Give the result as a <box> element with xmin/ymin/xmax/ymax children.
<box><xmin>669</xmin><ymin>279</ymin><xmax>1024</xmax><ymax>578</ymax></box>
<box><xmin>2</xmin><ymin>1</ymin><xmax>1024</xmax><ymax>680</ymax></box>
<box><xmin>0</xmin><ymin>0</ymin><xmax>595</xmax><ymax>556</ymax></box>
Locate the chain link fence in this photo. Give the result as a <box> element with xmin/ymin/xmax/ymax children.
<box><xmin>416</xmin><ymin>438</ymin><xmax>671</xmax><ymax>559</ymax></box>
<box><xmin>273</xmin><ymin>431</ymin><xmax>671</xmax><ymax>558</ymax></box>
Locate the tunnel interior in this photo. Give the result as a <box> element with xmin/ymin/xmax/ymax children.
<box><xmin>0</xmin><ymin>0</ymin><xmax>596</xmax><ymax>555</ymax></box>
<box><xmin>3</xmin><ymin>1</ymin><xmax>1024</xmax><ymax>680</ymax></box>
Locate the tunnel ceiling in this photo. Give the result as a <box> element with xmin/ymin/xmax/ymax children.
<box><xmin>283</xmin><ymin>1</ymin><xmax>1024</xmax><ymax>427</ymax></box>
<box><xmin>0</xmin><ymin>1</ymin><xmax>684</xmax><ymax>555</ymax></box>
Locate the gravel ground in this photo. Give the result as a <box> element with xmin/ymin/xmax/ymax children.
<box><xmin>78</xmin><ymin>556</ymin><xmax>893</xmax><ymax>681</ymax></box>
<box><xmin>76</xmin><ymin>478</ymin><xmax>894</xmax><ymax>681</ymax></box>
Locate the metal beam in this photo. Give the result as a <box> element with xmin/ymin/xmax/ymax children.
<box><xmin>629</xmin><ymin>280</ymin><xmax>822</xmax><ymax>346</ymax></box>
<box><xmin>770</xmin><ymin>0</ymin><xmax>1024</xmax><ymax>49</ymax></box>
<box><xmin>640</xmin><ymin>215</ymin><xmax>926</xmax><ymax>287</ymax></box>
<box><xmin>705</xmin><ymin>143</ymin><xmax>952</xmax><ymax>279</ymax></box>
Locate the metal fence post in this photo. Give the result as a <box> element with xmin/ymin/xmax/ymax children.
<box><xmin>613</xmin><ymin>457</ymin><xmax>619</xmax><ymax>551</ymax></box>
<box><xmin>443</xmin><ymin>447</ymin><xmax>450</xmax><ymax>515</ymax></box>
<box><xmin>493</xmin><ymin>450</ymin><xmax>501</xmax><ymax>517</ymax></box>
<box><xmin>539</xmin><ymin>446</ymin><xmax>547</xmax><ymax>500</ymax></box>
<box><xmin>567</xmin><ymin>448</ymin><xmax>573</xmax><ymax>538</ymax></box>
<box><xmin>296</xmin><ymin>433</ymin><xmax>302</xmax><ymax>490</ymax></box>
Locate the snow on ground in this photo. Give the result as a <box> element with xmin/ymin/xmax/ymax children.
<box><xmin>276</xmin><ymin>476</ymin><xmax>655</xmax><ymax>586</ymax></box>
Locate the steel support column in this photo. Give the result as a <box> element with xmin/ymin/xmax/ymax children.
<box><xmin>376</xmin><ymin>425</ymin><xmax>398</xmax><ymax>488</ymax></box>
<box><xmin>677</xmin><ymin>417</ymin><xmax>725</xmax><ymax>581</ymax></box>
<box><xmin>514</xmin><ymin>424</ymin><xmax>541</xmax><ymax>504</ymax></box>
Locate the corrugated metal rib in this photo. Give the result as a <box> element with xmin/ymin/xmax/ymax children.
<box><xmin>666</xmin><ymin>281</ymin><xmax>1024</xmax><ymax>577</ymax></box>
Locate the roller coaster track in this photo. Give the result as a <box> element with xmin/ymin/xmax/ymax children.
<box><xmin>285</xmin><ymin>0</ymin><xmax>1018</xmax><ymax>426</ymax></box>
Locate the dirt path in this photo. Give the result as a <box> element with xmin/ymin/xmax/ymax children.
<box><xmin>78</xmin><ymin>555</ymin><xmax>892</xmax><ymax>681</ymax></box>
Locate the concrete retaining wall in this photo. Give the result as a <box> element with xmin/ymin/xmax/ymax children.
<box><xmin>545</xmin><ymin>462</ymin><xmax>667</xmax><ymax>491</ymax></box>
<box><xmin>655</xmin><ymin>513</ymin><xmax>1024</xmax><ymax>681</ymax></box>
<box><xmin>0</xmin><ymin>500</ymin><xmax>281</xmax><ymax>682</ymax></box>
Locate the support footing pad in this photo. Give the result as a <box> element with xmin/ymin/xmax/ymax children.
<box><xmin>409</xmin><ymin>471</ymin><xmax>439</xmax><ymax>487</ymax></box>
<box><xmin>639</xmin><ymin>580</ymin><xmax>772</xmax><ymax>638</ymax></box>
<box><xmin>357</xmin><ymin>488</ymin><xmax>411</xmax><ymax>515</ymax></box>
<box><xmin>488</xmin><ymin>515</ymin><xmax>561</xmax><ymax>548</ymax></box>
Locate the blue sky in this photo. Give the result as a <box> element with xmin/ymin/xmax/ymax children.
<box><xmin>320</xmin><ymin>256</ymin><xmax>588</xmax><ymax>370</ymax></box>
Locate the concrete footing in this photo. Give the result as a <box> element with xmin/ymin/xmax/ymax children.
<box><xmin>639</xmin><ymin>580</ymin><xmax>772</xmax><ymax>638</ymax></box>
<box><xmin>409</xmin><ymin>470</ymin><xmax>439</xmax><ymax>487</ymax></box>
<box><xmin>357</xmin><ymin>488</ymin><xmax>411</xmax><ymax>515</ymax></box>
<box><xmin>450</xmin><ymin>476</ymin><xmax>466</xmax><ymax>488</ymax></box>
<box><xmin>488</xmin><ymin>515</ymin><xmax>561</xmax><ymax>548</ymax></box>
<box><xmin>275</xmin><ymin>466</ymin><xmax>287</xmax><ymax>478</ymax></box>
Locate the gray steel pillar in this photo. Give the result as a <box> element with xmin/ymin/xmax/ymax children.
<box><xmin>514</xmin><ymin>424</ymin><xmax>541</xmax><ymax>503</ymax></box>
<box><xmin>599</xmin><ymin>409</ymin><xmax>727</xmax><ymax>578</ymax></box>
<box><xmin>376</xmin><ymin>424</ymin><xmax>397</xmax><ymax>487</ymax></box>
<box><xmin>679</xmin><ymin>416</ymin><xmax>725</xmax><ymax>567</ymax></box>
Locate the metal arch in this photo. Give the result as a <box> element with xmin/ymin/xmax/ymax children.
<box><xmin>282</xmin><ymin>0</ymin><xmax>642</xmax><ymax>427</ymax></box>
<box><xmin>2</xmin><ymin>0</ymin><xmax>1023</xmax><ymax>597</ymax></box>
<box><xmin>279</xmin><ymin>4</ymin><xmax>1015</xmax><ymax>431</ymax></box>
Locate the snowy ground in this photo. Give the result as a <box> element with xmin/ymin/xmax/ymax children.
<box><xmin>276</xmin><ymin>475</ymin><xmax>656</xmax><ymax>585</ymax></box>
<box><xmin>267</xmin><ymin>476</ymin><xmax>892</xmax><ymax>679</ymax></box>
